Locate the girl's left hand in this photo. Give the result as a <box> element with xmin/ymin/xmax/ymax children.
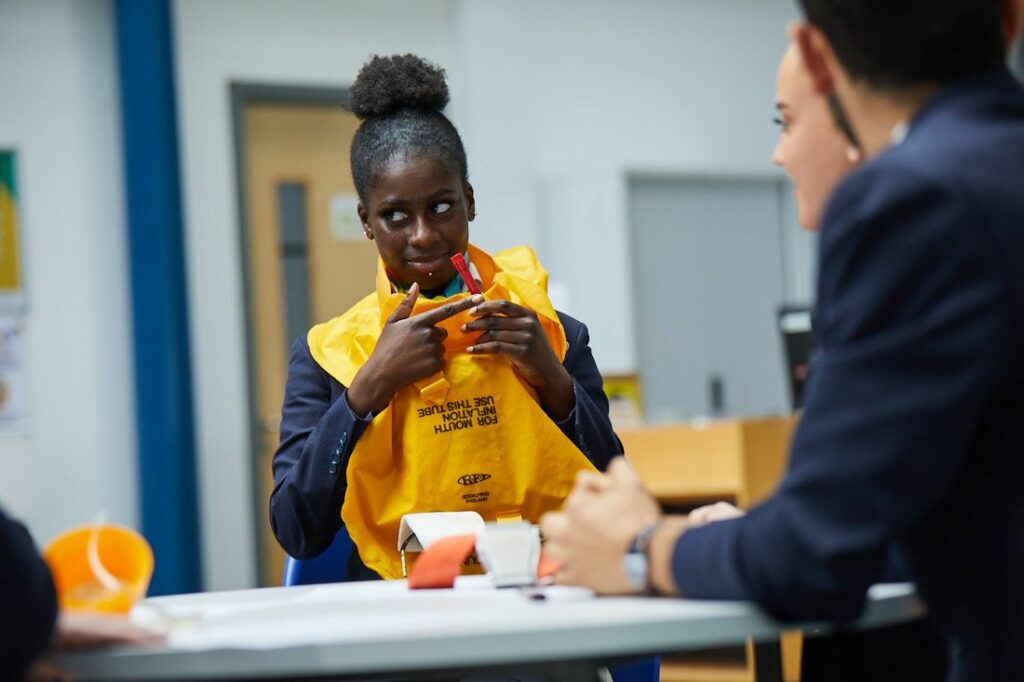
<box><xmin>687</xmin><ymin>501</ymin><xmax>745</xmax><ymax>526</ymax></box>
<box><xmin>462</xmin><ymin>300</ymin><xmax>575</xmax><ymax>420</ymax></box>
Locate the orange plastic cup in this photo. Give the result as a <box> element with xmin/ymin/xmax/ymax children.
<box><xmin>43</xmin><ymin>524</ymin><xmax>154</xmax><ymax>614</ymax></box>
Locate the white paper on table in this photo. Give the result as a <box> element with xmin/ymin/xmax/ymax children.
<box><xmin>133</xmin><ymin>576</ymin><xmax>594</xmax><ymax>651</ymax></box>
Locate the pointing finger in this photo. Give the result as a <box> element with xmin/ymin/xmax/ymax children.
<box><xmin>415</xmin><ymin>293</ymin><xmax>485</xmax><ymax>326</ymax></box>
<box><xmin>386</xmin><ymin>283</ymin><xmax>420</xmax><ymax>323</ymax></box>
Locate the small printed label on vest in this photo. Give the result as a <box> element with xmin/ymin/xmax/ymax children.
<box><xmin>461</xmin><ymin>490</ymin><xmax>491</xmax><ymax>505</ymax></box>
<box><xmin>457</xmin><ymin>473</ymin><xmax>492</xmax><ymax>486</ymax></box>
<box><xmin>416</xmin><ymin>395</ymin><xmax>500</xmax><ymax>434</ymax></box>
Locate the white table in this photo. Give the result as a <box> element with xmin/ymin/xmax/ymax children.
<box><xmin>56</xmin><ymin>577</ymin><xmax>925</xmax><ymax>681</ymax></box>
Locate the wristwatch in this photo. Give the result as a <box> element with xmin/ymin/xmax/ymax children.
<box><xmin>623</xmin><ymin>520</ymin><xmax>662</xmax><ymax>594</ymax></box>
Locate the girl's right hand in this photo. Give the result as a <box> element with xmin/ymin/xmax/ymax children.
<box><xmin>347</xmin><ymin>283</ymin><xmax>483</xmax><ymax>417</ymax></box>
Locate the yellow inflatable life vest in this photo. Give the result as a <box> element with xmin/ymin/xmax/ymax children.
<box><xmin>307</xmin><ymin>244</ymin><xmax>596</xmax><ymax>579</ymax></box>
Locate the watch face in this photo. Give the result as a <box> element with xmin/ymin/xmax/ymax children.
<box><xmin>622</xmin><ymin>552</ymin><xmax>649</xmax><ymax>593</ymax></box>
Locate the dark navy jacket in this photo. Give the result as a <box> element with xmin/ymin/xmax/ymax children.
<box><xmin>672</xmin><ymin>68</ymin><xmax>1024</xmax><ymax>682</ymax></box>
<box><xmin>0</xmin><ymin>507</ymin><xmax>57</xmax><ymax>678</ymax></box>
<box><xmin>270</xmin><ymin>312</ymin><xmax>622</xmax><ymax>576</ymax></box>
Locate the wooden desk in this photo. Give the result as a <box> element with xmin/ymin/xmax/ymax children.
<box><xmin>620</xmin><ymin>417</ymin><xmax>799</xmax><ymax>682</ymax></box>
<box><xmin>621</xmin><ymin>417</ymin><xmax>795</xmax><ymax>509</ymax></box>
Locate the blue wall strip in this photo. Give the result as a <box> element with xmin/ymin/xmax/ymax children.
<box><xmin>114</xmin><ymin>0</ymin><xmax>202</xmax><ymax>595</ymax></box>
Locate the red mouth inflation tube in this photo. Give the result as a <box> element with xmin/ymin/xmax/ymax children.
<box><xmin>450</xmin><ymin>253</ymin><xmax>482</xmax><ymax>295</ymax></box>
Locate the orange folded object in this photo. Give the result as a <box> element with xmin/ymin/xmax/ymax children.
<box><xmin>407</xmin><ymin>534</ymin><xmax>477</xmax><ymax>589</ymax></box>
<box><xmin>537</xmin><ymin>550</ymin><xmax>561</xmax><ymax>579</ymax></box>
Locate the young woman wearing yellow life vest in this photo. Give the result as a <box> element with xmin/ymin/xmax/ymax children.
<box><xmin>269</xmin><ymin>54</ymin><xmax>622</xmax><ymax>580</ymax></box>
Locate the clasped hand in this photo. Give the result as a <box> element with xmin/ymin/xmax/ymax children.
<box><xmin>541</xmin><ymin>459</ymin><xmax>746</xmax><ymax>595</ymax></box>
<box><xmin>348</xmin><ymin>285</ymin><xmax>574</xmax><ymax>419</ymax></box>
<box><xmin>347</xmin><ymin>283</ymin><xmax>483</xmax><ymax>416</ymax></box>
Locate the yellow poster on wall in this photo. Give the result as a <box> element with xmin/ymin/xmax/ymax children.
<box><xmin>0</xmin><ymin>151</ymin><xmax>23</xmax><ymax>294</ymax></box>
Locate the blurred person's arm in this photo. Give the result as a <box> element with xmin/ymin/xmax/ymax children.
<box><xmin>665</xmin><ymin>166</ymin><xmax>1011</xmax><ymax>620</ymax></box>
<box><xmin>682</xmin><ymin>502</ymin><xmax>914</xmax><ymax>582</ymax></box>
<box><xmin>0</xmin><ymin>507</ymin><xmax>58</xmax><ymax>679</ymax></box>
<box><xmin>23</xmin><ymin>608</ymin><xmax>163</xmax><ymax>682</ymax></box>
<box><xmin>270</xmin><ymin>337</ymin><xmax>373</xmax><ymax>560</ymax></box>
<box><xmin>545</xmin><ymin>166</ymin><xmax>1012</xmax><ymax>618</ymax></box>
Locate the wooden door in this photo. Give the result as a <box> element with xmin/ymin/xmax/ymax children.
<box><xmin>242</xmin><ymin>101</ymin><xmax>378</xmax><ymax>585</ymax></box>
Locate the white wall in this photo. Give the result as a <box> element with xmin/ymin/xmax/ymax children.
<box><xmin>456</xmin><ymin>0</ymin><xmax>797</xmax><ymax>372</ymax></box>
<box><xmin>0</xmin><ymin>0</ymin><xmax>137</xmax><ymax>542</ymax></box>
<box><xmin>172</xmin><ymin>0</ymin><xmax>460</xmax><ymax>590</ymax></box>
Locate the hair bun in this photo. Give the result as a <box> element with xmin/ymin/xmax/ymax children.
<box><xmin>348</xmin><ymin>54</ymin><xmax>450</xmax><ymax>120</ymax></box>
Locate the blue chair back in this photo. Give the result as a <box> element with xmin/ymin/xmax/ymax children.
<box><xmin>280</xmin><ymin>527</ymin><xmax>658</xmax><ymax>682</ymax></box>
<box><xmin>611</xmin><ymin>656</ymin><xmax>660</xmax><ymax>682</ymax></box>
<box><xmin>282</xmin><ymin>526</ymin><xmax>354</xmax><ymax>586</ymax></box>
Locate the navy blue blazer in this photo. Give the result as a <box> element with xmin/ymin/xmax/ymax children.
<box><xmin>672</xmin><ymin>68</ymin><xmax>1024</xmax><ymax>681</ymax></box>
<box><xmin>270</xmin><ymin>311</ymin><xmax>622</xmax><ymax>574</ymax></box>
<box><xmin>0</xmin><ymin>507</ymin><xmax>57</xmax><ymax>678</ymax></box>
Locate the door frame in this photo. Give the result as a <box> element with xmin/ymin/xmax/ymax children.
<box><xmin>229</xmin><ymin>83</ymin><xmax>350</xmax><ymax>583</ymax></box>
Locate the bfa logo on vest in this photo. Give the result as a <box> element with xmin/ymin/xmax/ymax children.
<box><xmin>457</xmin><ymin>473</ymin><xmax>492</xmax><ymax>486</ymax></box>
